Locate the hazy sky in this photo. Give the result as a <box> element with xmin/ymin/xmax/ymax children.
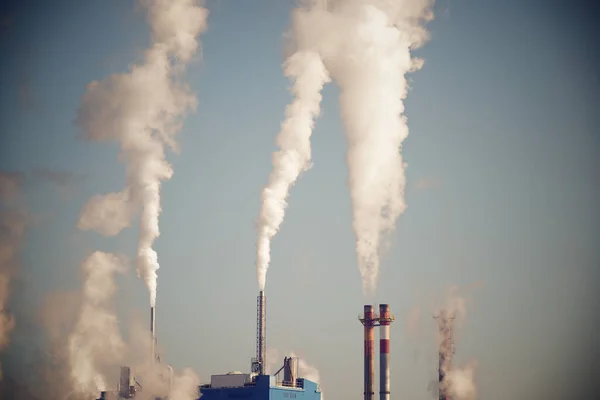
<box><xmin>1</xmin><ymin>0</ymin><xmax>598</xmax><ymax>399</ymax></box>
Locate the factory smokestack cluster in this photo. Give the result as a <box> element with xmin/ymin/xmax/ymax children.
<box><xmin>360</xmin><ymin>304</ymin><xmax>394</xmax><ymax>400</ymax></box>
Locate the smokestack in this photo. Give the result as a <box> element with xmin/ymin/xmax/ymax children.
<box><xmin>151</xmin><ymin>306</ymin><xmax>156</xmax><ymax>362</ymax></box>
<box><xmin>379</xmin><ymin>304</ymin><xmax>393</xmax><ymax>400</ymax></box>
<box><xmin>360</xmin><ymin>305</ymin><xmax>375</xmax><ymax>400</ymax></box>
<box><xmin>257</xmin><ymin>291</ymin><xmax>266</xmax><ymax>375</ymax></box>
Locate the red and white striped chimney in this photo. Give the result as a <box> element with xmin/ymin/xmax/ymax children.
<box><xmin>362</xmin><ymin>305</ymin><xmax>375</xmax><ymax>400</ymax></box>
<box><xmin>379</xmin><ymin>304</ymin><xmax>392</xmax><ymax>400</ymax></box>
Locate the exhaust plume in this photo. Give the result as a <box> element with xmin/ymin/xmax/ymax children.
<box><xmin>77</xmin><ymin>190</ymin><xmax>133</xmax><ymax>237</ymax></box>
<box><xmin>256</xmin><ymin>51</ymin><xmax>331</xmax><ymax>291</ymax></box>
<box><xmin>169</xmin><ymin>368</ymin><xmax>200</xmax><ymax>400</ymax></box>
<box><xmin>446</xmin><ymin>362</ymin><xmax>477</xmax><ymax>400</ymax></box>
<box><xmin>67</xmin><ymin>251</ymin><xmax>127</xmax><ymax>396</ymax></box>
<box><xmin>270</xmin><ymin>0</ymin><xmax>435</xmax><ymax>295</ymax></box>
<box><xmin>76</xmin><ymin>0</ymin><xmax>209</xmax><ymax>307</ymax></box>
<box><xmin>0</xmin><ymin>172</ymin><xmax>28</xmax><ymax>381</ymax></box>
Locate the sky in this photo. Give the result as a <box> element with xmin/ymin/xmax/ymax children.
<box><xmin>0</xmin><ymin>0</ymin><xmax>599</xmax><ymax>399</ymax></box>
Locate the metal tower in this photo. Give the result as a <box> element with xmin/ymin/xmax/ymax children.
<box><xmin>434</xmin><ymin>311</ymin><xmax>455</xmax><ymax>400</ymax></box>
<box><xmin>252</xmin><ymin>291</ymin><xmax>267</xmax><ymax>375</ymax></box>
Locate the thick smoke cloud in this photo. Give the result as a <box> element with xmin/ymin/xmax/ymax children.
<box><xmin>258</xmin><ymin>0</ymin><xmax>435</xmax><ymax>295</ymax></box>
<box><xmin>77</xmin><ymin>0</ymin><xmax>209</xmax><ymax>307</ymax></box>
<box><xmin>67</xmin><ymin>251</ymin><xmax>127</xmax><ymax>396</ymax></box>
<box><xmin>0</xmin><ymin>172</ymin><xmax>28</xmax><ymax>381</ymax></box>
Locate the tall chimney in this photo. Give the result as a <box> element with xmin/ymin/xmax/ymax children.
<box><xmin>360</xmin><ymin>305</ymin><xmax>375</xmax><ymax>400</ymax></box>
<box><xmin>150</xmin><ymin>306</ymin><xmax>156</xmax><ymax>362</ymax></box>
<box><xmin>379</xmin><ymin>304</ymin><xmax>393</xmax><ymax>400</ymax></box>
<box><xmin>257</xmin><ymin>291</ymin><xmax>266</xmax><ymax>375</ymax></box>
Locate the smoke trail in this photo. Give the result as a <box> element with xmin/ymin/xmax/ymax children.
<box><xmin>274</xmin><ymin>0</ymin><xmax>435</xmax><ymax>295</ymax></box>
<box><xmin>256</xmin><ymin>50</ymin><xmax>331</xmax><ymax>291</ymax></box>
<box><xmin>0</xmin><ymin>172</ymin><xmax>28</xmax><ymax>381</ymax></box>
<box><xmin>67</xmin><ymin>251</ymin><xmax>127</xmax><ymax>396</ymax></box>
<box><xmin>77</xmin><ymin>0</ymin><xmax>209</xmax><ymax>307</ymax></box>
<box><xmin>330</xmin><ymin>0</ymin><xmax>434</xmax><ymax>295</ymax></box>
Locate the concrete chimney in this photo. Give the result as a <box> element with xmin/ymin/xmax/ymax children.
<box><xmin>379</xmin><ymin>304</ymin><xmax>393</xmax><ymax>400</ymax></box>
<box><xmin>360</xmin><ymin>305</ymin><xmax>375</xmax><ymax>400</ymax></box>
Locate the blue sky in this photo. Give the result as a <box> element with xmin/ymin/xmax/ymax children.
<box><xmin>1</xmin><ymin>0</ymin><xmax>598</xmax><ymax>399</ymax></box>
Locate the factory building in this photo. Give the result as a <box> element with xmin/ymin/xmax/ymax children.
<box><xmin>198</xmin><ymin>292</ymin><xmax>321</xmax><ymax>400</ymax></box>
<box><xmin>97</xmin><ymin>291</ymin><xmax>321</xmax><ymax>400</ymax></box>
<box><xmin>199</xmin><ymin>357</ymin><xmax>320</xmax><ymax>400</ymax></box>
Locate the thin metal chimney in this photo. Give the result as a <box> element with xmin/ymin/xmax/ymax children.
<box><xmin>379</xmin><ymin>304</ymin><xmax>394</xmax><ymax>400</ymax></box>
<box><xmin>150</xmin><ymin>306</ymin><xmax>156</xmax><ymax>362</ymax></box>
<box><xmin>256</xmin><ymin>291</ymin><xmax>266</xmax><ymax>375</ymax></box>
<box><xmin>360</xmin><ymin>305</ymin><xmax>375</xmax><ymax>400</ymax></box>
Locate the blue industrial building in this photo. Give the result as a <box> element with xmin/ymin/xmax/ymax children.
<box><xmin>198</xmin><ymin>292</ymin><xmax>321</xmax><ymax>400</ymax></box>
<box><xmin>199</xmin><ymin>366</ymin><xmax>321</xmax><ymax>400</ymax></box>
<box><xmin>97</xmin><ymin>292</ymin><xmax>322</xmax><ymax>400</ymax></box>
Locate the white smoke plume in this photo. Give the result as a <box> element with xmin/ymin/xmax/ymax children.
<box><xmin>256</xmin><ymin>51</ymin><xmax>331</xmax><ymax>291</ymax></box>
<box><xmin>76</xmin><ymin>0</ymin><xmax>209</xmax><ymax>307</ymax></box>
<box><xmin>446</xmin><ymin>362</ymin><xmax>477</xmax><ymax>400</ymax></box>
<box><xmin>262</xmin><ymin>0</ymin><xmax>435</xmax><ymax>295</ymax></box>
<box><xmin>0</xmin><ymin>172</ymin><xmax>28</xmax><ymax>381</ymax></box>
<box><xmin>67</xmin><ymin>251</ymin><xmax>127</xmax><ymax>396</ymax></box>
<box><xmin>77</xmin><ymin>190</ymin><xmax>133</xmax><ymax>237</ymax></box>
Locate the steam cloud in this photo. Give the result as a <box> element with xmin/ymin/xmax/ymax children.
<box><xmin>0</xmin><ymin>172</ymin><xmax>27</xmax><ymax>381</ymax></box>
<box><xmin>67</xmin><ymin>251</ymin><xmax>127</xmax><ymax>396</ymax></box>
<box><xmin>169</xmin><ymin>368</ymin><xmax>201</xmax><ymax>400</ymax></box>
<box><xmin>258</xmin><ymin>0</ymin><xmax>435</xmax><ymax>294</ymax></box>
<box><xmin>77</xmin><ymin>0</ymin><xmax>209</xmax><ymax>307</ymax></box>
<box><xmin>256</xmin><ymin>51</ymin><xmax>331</xmax><ymax>291</ymax></box>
